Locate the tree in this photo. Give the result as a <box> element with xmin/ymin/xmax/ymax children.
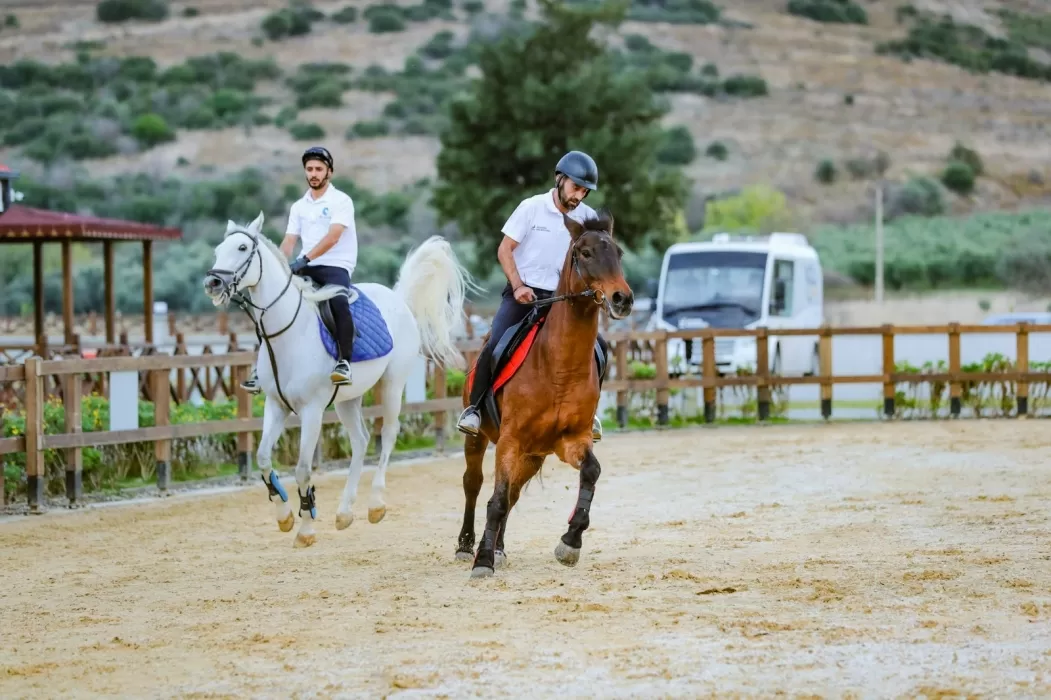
<box><xmin>431</xmin><ymin>0</ymin><xmax>689</xmax><ymax>272</ymax></box>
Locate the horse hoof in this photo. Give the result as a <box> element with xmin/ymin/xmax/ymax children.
<box><xmin>335</xmin><ymin>512</ymin><xmax>354</xmax><ymax>530</ymax></box>
<box><xmin>368</xmin><ymin>506</ymin><xmax>386</xmax><ymax>524</ymax></box>
<box><xmin>470</xmin><ymin>565</ymin><xmax>495</xmax><ymax>579</ymax></box>
<box><xmin>494</xmin><ymin>550</ymin><xmax>508</xmax><ymax>569</ymax></box>
<box><xmin>554</xmin><ymin>541</ymin><xmax>580</xmax><ymax>567</ymax></box>
<box><xmin>277</xmin><ymin>512</ymin><xmax>295</xmax><ymax>533</ymax></box>
<box><xmin>293</xmin><ymin>533</ymin><xmax>317</xmax><ymax>548</ymax></box>
<box><xmin>455</xmin><ymin>550</ymin><xmax>474</xmax><ymax>562</ymax></box>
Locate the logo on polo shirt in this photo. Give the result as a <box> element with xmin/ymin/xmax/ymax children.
<box><xmin>322</xmin><ymin>206</ymin><xmax>330</xmax><ymax>216</ymax></box>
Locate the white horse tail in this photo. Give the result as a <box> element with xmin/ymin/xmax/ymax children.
<box><xmin>394</xmin><ymin>235</ymin><xmax>476</xmax><ymax>370</ymax></box>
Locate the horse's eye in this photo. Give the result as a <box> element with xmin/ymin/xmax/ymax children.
<box><xmin>238</xmin><ymin>244</ymin><xmax>248</xmax><ymax>252</ymax></box>
<box><xmin>580</xmin><ymin>248</ymin><xmax>593</xmax><ymax>259</ymax></box>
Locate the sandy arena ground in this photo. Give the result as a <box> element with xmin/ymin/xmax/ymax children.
<box><xmin>2</xmin><ymin>421</ymin><xmax>1051</xmax><ymax>698</ymax></box>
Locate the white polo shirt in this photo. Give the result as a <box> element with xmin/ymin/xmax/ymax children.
<box><xmin>286</xmin><ymin>184</ymin><xmax>358</xmax><ymax>275</ymax></box>
<box><xmin>502</xmin><ymin>188</ymin><xmax>596</xmax><ymax>292</ymax></box>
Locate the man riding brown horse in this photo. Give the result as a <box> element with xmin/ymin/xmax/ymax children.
<box><xmin>456</xmin><ymin>150</ymin><xmax>609</xmax><ymax>441</ymax></box>
<box><xmin>454</xmin><ymin>150</ymin><xmax>635</xmax><ymax>578</ymax></box>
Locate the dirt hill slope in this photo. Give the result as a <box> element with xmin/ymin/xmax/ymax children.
<box><xmin>1</xmin><ymin>0</ymin><xmax>1049</xmax><ymax>225</ymax></box>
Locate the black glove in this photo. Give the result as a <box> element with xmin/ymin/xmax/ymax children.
<box><xmin>289</xmin><ymin>256</ymin><xmax>310</xmax><ymax>275</ymax></box>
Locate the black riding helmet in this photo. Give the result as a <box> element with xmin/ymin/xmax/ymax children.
<box><xmin>302</xmin><ymin>146</ymin><xmax>334</xmax><ymax>171</ymax></box>
<box><xmin>555</xmin><ymin>150</ymin><xmax>598</xmax><ymax>191</ymax></box>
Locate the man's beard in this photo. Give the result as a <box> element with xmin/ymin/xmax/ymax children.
<box><xmin>308</xmin><ymin>175</ymin><xmax>328</xmax><ymax>190</ymax></box>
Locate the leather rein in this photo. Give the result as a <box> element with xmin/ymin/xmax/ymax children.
<box><xmin>206</xmin><ymin>229</ymin><xmax>321</xmax><ymax>416</ymax></box>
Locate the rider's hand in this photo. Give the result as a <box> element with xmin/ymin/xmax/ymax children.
<box><xmin>289</xmin><ymin>256</ymin><xmax>310</xmax><ymax>275</ymax></box>
<box><xmin>513</xmin><ymin>285</ymin><xmax>536</xmax><ymax>304</ymax></box>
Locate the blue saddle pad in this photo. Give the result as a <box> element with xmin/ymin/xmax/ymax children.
<box><xmin>318</xmin><ymin>285</ymin><xmax>393</xmax><ymax>362</ymax></box>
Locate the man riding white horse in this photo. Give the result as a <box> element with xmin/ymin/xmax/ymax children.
<box><xmin>242</xmin><ymin>146</ymin><xmax>358</xmax><ymax>392</ymax></box>
<box><xmin>456</xmin><ymin>150</ymin><xmax>609</xmax><ymax>442</ymax></box>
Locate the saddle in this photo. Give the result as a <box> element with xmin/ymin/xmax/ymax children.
<box><xmin>467</xmin><ymin>306</ymin><xmax>609</xmax><ymax>432</ymax></box>
<box><xmin>301</xmin><ymin>278</ymin><xmax>393</xmax><ymax>363</ymax></box>
<box><xmin>314</xmin><ymin>284</ymin><xmax>358</xmax><ymax>342</ymax></box>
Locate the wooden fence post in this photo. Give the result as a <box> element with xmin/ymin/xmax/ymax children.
<box><xmin>24</xmin><ymin>356</ymin><xmax>45</xmax><ymax>514</ymax></box>
<box><xmin>881</xmin><ymin>325</ymin><xmax>895</xmax><ymax>418</ymax></box>
<box><xmin>702</xmin><ymin>333</ymin><xmax>716</xmax><ymax>422</ymax></box>
<box><xmin>0</xmin><ymin>405</ymin><xmax>5</xmax><ymax>504</ymax></box>
<box><xmin>152</xmin><ymin>369</ymin><xmax>172</xmax><ymax>492</ymax></box>
<box><xmin>819</xmin><ymin>326</ymin><xmax>833</xmax><ymax>420</ymax></box>
<box><xmin>756</xmin><ymin>328</ymin><xmax>770</xmax><ymax>421</ymax></box>
<box><xmin>948</xmin><ymin>323</ymin><xmax>961</xmax><ymax>418</ymax></box>
<box><xmin>615</xmin><ymin>339</ymin><xmax>628</xmax><ymax>428</ymax></box>
<box><xmin>1016</xmin><ymin>322</ymin><xmax>1029</xmax><ymax>417</ymax></box>
<box><xmin>654</xmin><ymin>334</ymin><xmax>669</xmax><ymax>425</ymax></box>
<box><xmin>64</xmin><ymin>374</ymin><xmax>83</xmax><ymax>505</ymax></box>
<box><xmin>175</xmin><ymin>333</ymin><xmax>187</xmax><ymax>403</ymax></box>
<box><xmin>432</xmin><ymin>361</ymin><xmax>447</xmax><ymax>454</ymax></box>
<box><xmin>234</xmin><ymin>365</ymin><xmax>254</xmax><ymax>480</ymax></box>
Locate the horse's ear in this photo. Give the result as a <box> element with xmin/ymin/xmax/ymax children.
<box><xmin>248</xmin><ymin>211</ymin><xmax>265</xmax><ymax>233</ymax></box>
<box><xmin>563</xmin><ymin>212</ymin><xmax>585</xmax><ymax>240</ymax></box>
<box><xmin>598</xmin><ymin>207</ymin><xmax>614</xmax><ymax>238</ymax></box>
<box><xmin>225</xmin><ymin>219</ymin><xmax>238</xmax><ymax>235</ymax></box>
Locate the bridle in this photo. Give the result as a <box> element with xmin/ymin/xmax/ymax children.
<box><xmin>529</xmin><ymin>232</ymin><xmax>609</xmax><ymax>310</ymax></box>
<box><xmin>205</xmin><ymin>228</ymin><xmax>310</xmax><ymax>415</ymax></box>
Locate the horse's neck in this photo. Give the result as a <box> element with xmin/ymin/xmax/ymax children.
<box><xmin>542</xmin><ymin>254</ymin><xmax>599</xmax><ymax>368</ymax></box>
<box><xmin>249</xmin><ymin>257</ymin><xmax>311</xmax><ymax>349</ymax></box>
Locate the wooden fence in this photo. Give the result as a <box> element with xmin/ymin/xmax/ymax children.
<box><xmin>1</xmin><ymin>322</ymin><xmax>1049</xmax><ymax>513</ymax></box>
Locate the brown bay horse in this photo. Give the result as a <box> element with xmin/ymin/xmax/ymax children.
<box><xmin>457</xmin><ymin>209</ymin><xmax>634</xmax><ymax>578</ymax></box>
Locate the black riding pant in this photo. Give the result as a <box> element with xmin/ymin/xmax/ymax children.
<box><xmin>468</xmin><ymin>282</ymin><xmax>610</xmax><ymax>408</ymax></box>
<box><xmin>296</xmin><ymin>264</ymin><xmax>355</xmax><ymax>363</ymax></box>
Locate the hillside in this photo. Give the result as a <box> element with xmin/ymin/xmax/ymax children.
<box><xmin>3</xmin><ymin>0</ymin><xmax>1050</xmax><ymax>216</ymax></box>
<box><xmin>1</xmin><ymin>0</ymin><xmax>1051</xmax><ymax>316</ymax></box>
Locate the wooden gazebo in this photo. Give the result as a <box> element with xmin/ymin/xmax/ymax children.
<box><xmin>0</xmin><ymin>164</ymin><xmax>182</xmax><ymax>353</ymax></box>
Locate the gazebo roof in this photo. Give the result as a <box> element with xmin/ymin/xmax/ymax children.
<box><xmin>0</xmin><ymin>204</ymin><xmax>182</xmax><ymax>243</ymax></box>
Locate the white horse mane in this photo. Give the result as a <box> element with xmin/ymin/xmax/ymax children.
<box><xmin>224</xmin><ymin>213</ymin><xmax>346</xmax><ymax>305</ymax></box>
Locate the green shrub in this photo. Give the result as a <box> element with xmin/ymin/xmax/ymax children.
<box><xmin>331</xmin><ymin>5</ymin><xmax>358</xmax><ymax>22</ymax></box>
<box><xmin>366</xmin><ymin>4</ymin><xmax>407</xmax><ymax>32</ymax></box>
<box><xmin>996</xmin><ymin>9</ymin><xmax>1051</xmax><ymax>52</ymax></box>
<box><xmin>941</xmin><ymin>160</ymin><xmax>975</xmax><ymax>195</ymax></box>
<box><xmin>787</xmin><ymin>0</ymin><xmax>867</xmax><ymax>25</ymax></box>
<box><xmin>462</xmin><ymin>0</ymin><xmax>484</xmax><ymax>14</ymax></box>
<box><xmin>887</xmin><ymin>176</ymin><xmax>944</xmax><ymax>219</ymax></box>
<box><xmin>183</xmin><ymin>6</ymin><xmax>199</xmax><ymax>16</ymax></box>
<box><xmin>815</xmin><ymin>159</ymin><xmax>837</xmax><ymax>184</ymax></box>
<box><xmin>3</xmin><ymin>13</ymin><xmax>19</xmax><ymax>28</ymax></box>
<box><xmin>656</xmin><ymin>125</ymin><xmax>696</xmax><ymax>165</ymax></box>
<box><xmin>288</xmin><ymin>121</ymin><xmax>325</xmax><ymax>140</ymax></box>
<box><xmin>420</xmin><ymin>30</ymin><xmax>457</xmax><ymax>59</ymax></box>
<box><xmin>347</xmin><ymin>119</ymin><xmax>391</xmax><ymax>139</ymax></box>
<box><xmin>628</xmin><ymin>0</ymin><xmax>720</xmax><ymax>24</ymax></box>
<box><xmin>131</xmin><ymin>112</ymin><xmax>176</xmax><ymax>146</ymax></box>
<box><xmin>877</xmin><ymin>12</ymin><xmax>1050</xmax><ymax>82</ymax></box>
<box><xmin>705</xmin><ymin>140</ymin><xmax>728</xmax><ymax>160</ymax></box>
<box><xmin>948</xmin><ymin>141</ymin><xmax>983</xmax><ymax>176</ymax></box>
<box><xmin>721</xmin><ymin>74</ymin><xmax>768</xmax><ymax>97</ymax></box>
<box><xmin>96</xmin><ymin>0</ymin><xmax>170</xmax><ymax>23</ymax></box>
<box><xmin>261</xmin><ymin>3</ymin><xmax>318</xmax><ymax>40</ymax></box>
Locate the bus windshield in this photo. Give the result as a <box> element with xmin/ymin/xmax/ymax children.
<box><xmin>661</xmin><ymin>250</ymin><xmax>767</xmax><ymax>325</ymax></box>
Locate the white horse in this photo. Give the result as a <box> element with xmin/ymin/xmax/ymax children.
<box><xmin>203</xmin><ymin>212</ymin><xmax>471</xmax><ymax>548</ymax></box>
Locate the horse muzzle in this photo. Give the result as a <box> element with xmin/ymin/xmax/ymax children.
<box><xmin>203</xmin><ymin>271</ymin><xmax>232</xmax><ymax>304</ymax></box>
<box><xmin>608</xmin><ymin>290</ymin><xmax>634</xmax><ymax>320</ymax></box>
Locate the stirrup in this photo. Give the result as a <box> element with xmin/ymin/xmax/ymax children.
<box><xmin>592</xmin><ymin>415</ymin><xmax>603</xmax><ymax>442</ymax></box>
<box><xmin>457</xmin><ymin>407</ymin><xmax>481</xmax><ymax>436</ymax></box>
<box><xmin>241</xmin><ymin>371</ymin><xmax>261</xmax><ymax>394</ymax></box>
<box><xmin>330</xmin><ymin>361</ymin><xmax>352</xmax><ymax>385</ymax></box>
